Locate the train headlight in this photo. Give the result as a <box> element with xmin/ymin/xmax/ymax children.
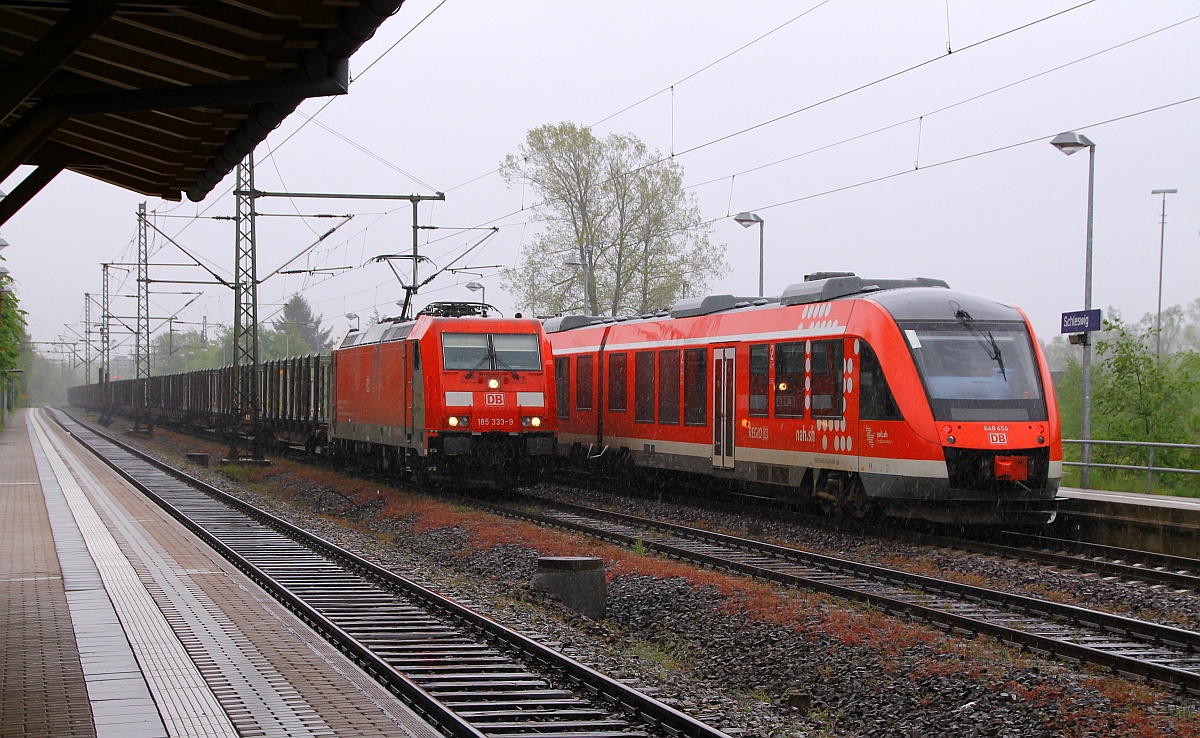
<box><xmin>777</xmin><ymin>381</ymin><xmax>788</xmax><ymax>391</ymax></box>
<box><xmin>522</xmin><ymin>416</ymin><xmax>542</xmax><ymax>428</ymax></box>
<box><xmin>487</xmin><ymin>378</ymin><xmax>501</xmax><ymax>389</ymax></box>
<box><xmin>946</xmin><ymin>435</ymin><xmax>956</xmax><ymax>445</ymax></box>
<box><xmin>448</xmin><ymin>415</ymin><xmax>470</xmax><ymax>428</ymax></box>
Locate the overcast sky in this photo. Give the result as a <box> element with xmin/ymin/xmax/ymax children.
<box><xmin>4</xmin><ymin>0</ymin><xmax>1198</xmax><ymax>362</ymax></box>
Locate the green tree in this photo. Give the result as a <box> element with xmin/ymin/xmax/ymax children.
<box><xmin>0</xmin><ymin>270</ymin><xmax>27</xmax><ymax>419</ymax></box>
<box><xmin>1091</xmin><ymin>316</ymin><xmax>1200</xmax><ymax>489</ymax></box>
<box><xmin>500</xmin><ymin>122</ymin><xmax>727</xmax><ymax>316</ymax></box>
<box><xmin>270</xmin><ymin>294</ymin><xmax>332</xmax><ymax>355</ymax></box>
<box><xmin>151</xmin><ymin>327</ymin><xmax>211</xmax><ymax>374</ymax></box>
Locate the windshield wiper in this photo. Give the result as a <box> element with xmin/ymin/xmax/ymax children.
<box><xmin>491</xmin><ymin>352</ymin><xmax>521</xmax><ymax>380</ymax></box>
<box><xmin>955</xmin><ymin>308</ymin><xmax>1007</xmax><ymax>381</ymax></box>
<box><xmin>463</xmin><ymin>342</ymin><xmax>521</xmax><ymax>380</ymax></box>
<box><xmin>463</xmin><ymin>352</ymin><xmax>493</xmax><ymax>379</ymax></box>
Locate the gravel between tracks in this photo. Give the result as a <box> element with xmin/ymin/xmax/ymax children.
<box><xmin>79</xmin><ymin>418</ymin><xmax>1200</xmax><ymax>738</ymax></box>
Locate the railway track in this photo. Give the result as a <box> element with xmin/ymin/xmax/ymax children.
<box><xmin>491</xmin><ymin>492</ymin><xmax>1200</xmax><ymax>695</ymax></box>
<box><xmin>906</xmin><ymin>530</ymin><xmax>1200</xmax><ymax>592</ymax></box>
<box><xmin>49</xmin><ymin>409</ymin><xmax>732</xmax><ymax>738</ymax></box>
<box><xmin>559</xmin><ymin>471</ymin><xmax>1200</xmax><ymax>592</ymax></box>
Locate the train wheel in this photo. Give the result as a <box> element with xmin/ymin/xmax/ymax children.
<box><xmin>816</xmin><ymin>471</ymin><xmax>872</xmax><ymax>519</ymax></box>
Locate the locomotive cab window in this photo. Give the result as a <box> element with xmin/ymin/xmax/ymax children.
<box><xmin>441</xmin><ymin>333</ymin><xmax>542</xmax><ymax>372</ymax></box>
<box><xmin>442</xmin><ymin>333</ymin><xmax>488</xmax><ymax>370</ymax></box>
<box><xmin>811</xmin><ymin>339</ymin><xmax>844</xmax><ymax>418</ymax></box>
<box><xmin>774</xmin><ymin>342</ymin><xmax>804</xmax><ymax>418</ymax></box>
<box><xmin>492</xmin><ymin>334</ymin><xmax>542</xmax><ymax>371</ymax></box>
<box><xmin>749</xmin><ymin>344</ymin><xmax>769</xmax><ymax>417</ymax></box>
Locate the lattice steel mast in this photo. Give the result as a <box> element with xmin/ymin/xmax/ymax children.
<box><xmin>99</xmin><ymin>263</ymin><xmax>112</xmax><ymax>424</ymax></box>
<box><xmin>228</xmin><ymin>153</ymin><xmax>261</xmax><ymax>460</ymax></box>
<box><xmin>134</xmin><ymin>202</ymin><xmax>152</xmax><ymax>433</ymax></box>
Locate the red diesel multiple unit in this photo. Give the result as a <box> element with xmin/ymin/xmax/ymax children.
<box><xmin>545</xmin><ymin>273</ymin><xmax>1061</xmax><ymax>525</ymax></box>
<box><xmin>331</xmin><ymin>305</ymin><xmax>556</xmax><ymax>477</ymax></box>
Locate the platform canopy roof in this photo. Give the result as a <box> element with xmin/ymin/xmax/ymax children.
<box><xmin>0</xmin><ymin>0</ymin><xmax>405</xmax><ymax>226</ymax></box>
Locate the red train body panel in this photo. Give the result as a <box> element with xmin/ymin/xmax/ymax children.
<box><xmin>545</xmin><ymin>274</ymin><xmax>1061</xmax><ymax>525</ymax></box>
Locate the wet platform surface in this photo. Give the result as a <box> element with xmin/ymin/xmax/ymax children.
<box><xmin>2</xmin><ymin>408</ymin><xmax>443</xmax><ymax>738</ymax></box>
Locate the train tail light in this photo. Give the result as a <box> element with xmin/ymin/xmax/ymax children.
<box><xmin>521</xmin><ymin>416</ymin><xmax>542</xmax><ymax>428</ymax></box>
<box><xmin>447</xmin><ymin>415</ymin><xmax>470</xmax><ymax>428</ymax></box>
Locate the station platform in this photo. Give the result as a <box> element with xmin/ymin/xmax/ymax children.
<box><xmin>1054</xmin><ymin>486</ymin><xmax>1200</xmax><ymax>556</ymax></box>
<box><xmin>1</xmin><ymin>408</ymin><xmax>443</xmax><ymax>738</ymax></box>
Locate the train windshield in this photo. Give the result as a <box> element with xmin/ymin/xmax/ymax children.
<box><xmin>442</xmin><ymin>333</ymin><xmax>542</xmax><ymax>373</ymax></box>
<box><xmin>900</xmin><ymin>320</ymin><xmax>1047</xmax><ymax>422</ymax></box>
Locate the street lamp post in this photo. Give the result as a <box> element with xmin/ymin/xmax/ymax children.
<box><xmin>465</xmin><ymin>281</ymin><xmax>486</xmax><ymax>315</ymax></box>
<box><xmin>563</xmin><ymin>252</ymin><xmax>590</xmax><ymax>314</ymax></box>
<box><xmin>733</xmin><ymin>212</ymin><xmax>765</xmax><ymax>297</ymax></box>
<box><xmin>1151</xmin><ymin>188</ymin><xmax>1178</xmax><ymax>360</ymax></box>
<box><xmin>345</xmin><ymin>313</ymin><xmax>360</xmax><ymax>331</ymax></box>
<box><xmin>1050</xmin><ymin>131</ymin><xmax>1096</xmax><ymax>489</ymax></box>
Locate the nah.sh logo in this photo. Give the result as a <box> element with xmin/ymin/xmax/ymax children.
<box><xmin>485</xmin><ymin>393</ymin><xmax>505</xmax><ymax>406</ymax></box>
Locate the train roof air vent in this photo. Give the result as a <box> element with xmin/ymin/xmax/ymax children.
<box><xmin>671</xmin><ymin>294</ymin><xmax>744</xmax><ymax>318</ymax></box>
<box><xmin>542</xmin><ymin>314</ymin><xmax>596</xmax><ymax>333</ymax></box>
<box><xmin>781</xmin><ymin>275</ymin><xmax>950</xmax><ymax>306</ymax></box>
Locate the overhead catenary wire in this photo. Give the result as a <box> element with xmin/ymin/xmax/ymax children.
<box><xmin>67</xmin><ymin>1</ymin><xmax>1189</xmax><ymax>350</ymax></box>
<box><xmin>692</xmin><ymin>12</ymin><xmax>1200</xmax><ymax>187</ymax></box>
<box><xmin>153</xmin><ymin>1</ymin><xmax>1107</xmax><ymax>326</ymax></box>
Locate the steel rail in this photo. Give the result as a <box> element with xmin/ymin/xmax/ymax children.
<box><xmin>51</xmin><ymin>409</ymin><xmax>731</xmax><ymax>738</ymax></box>
<box><xmin>50</xmin><ymin>412</ymin><xmax>487</xmax><ymax>738</ymax></box>
<box><xmin>904</xmin><ymin>531</ymin><xmax>1200</xmax><ymax>591</ymax></box>
<box><xmin>492</xmin><ymin>495</ymin><xmax>1200</xmax><ymax>695</ymax></box>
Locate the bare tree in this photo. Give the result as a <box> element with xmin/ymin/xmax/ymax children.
<box><xmin>500</xmin><ymin>122</ymin><xmax>726</xmax><ymax>316</ymax></box>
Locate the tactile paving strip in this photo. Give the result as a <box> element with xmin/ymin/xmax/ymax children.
<box><xmin>40</xmin><ymin>409</ymin><xmax>441</xmax><ymax>738</ymax></box>
<box><xmin>31</xmin><ymin>411</ymin><xmax>236</xmax><ymax>738</ymax></box>
<box><xmin>44</xmin><ymin>422</ymin><xmax>334</xmax><ymax>737</ymax></box>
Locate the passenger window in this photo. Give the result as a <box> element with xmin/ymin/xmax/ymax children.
<box><xmin>576</xmin><ymin>355</ymin><xmax>593</xmax><ymax>411</ymax></box>
<box><xmin>811</xmin><ymin>339</ymin><xmax>844</xmax><ymax>418</ymax></box>
<box><xmin>749</xmin><ymin>344</ymin><xmax>769</xmax><ymax>417</ymax></box>
<box><xmin>555</xmin><ymin>356</ymin><xmax>570</xmax><ymax>419</ymax></box>
<box><xmin>683</xmin><ymin>348</ymin><xmax>707</xmax><ymax>425</ymax></box>
<box><xmin>658</xmin><ymin>350</ymin><xmax>680</xmax><ymax>424</ymax></box>
<box><xmin>608</xmin><ymin>353</ymin><xmax>627</xmax><ymax>412</ymax></box>
<box><xmin>635</xmin><ymin>351</ymin><xmax>655</xmax><ymax>423</ymax></box>
<box><xmin>774</xmin><ymin>342</ymin><xmax>805</xmax><ymax>418</ymax></box>
<box><xmin>859</xmin><ymin>342</ymin><xmax>902</xmax><ymax>421</ymax></box>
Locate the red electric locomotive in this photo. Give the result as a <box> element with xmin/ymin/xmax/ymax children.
<box><xmin>330</xmin><ymin>302</ymin><xmax>556</xmax><ymax>479</ymax></box>
<box><xmin>545</xmin><ymin>273</ymin><xmax>1061</xmax><ymax>525</ymax></box>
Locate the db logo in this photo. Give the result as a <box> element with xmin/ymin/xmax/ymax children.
<box><xmin>485</xmin><ymin>393</ymin><xmax>505</xmax><ymax>406</ymax></box>
<box><xmin>988</xmin><ymin>433</ymin><xmax>1008</xmax><ymax>445</ymax></box>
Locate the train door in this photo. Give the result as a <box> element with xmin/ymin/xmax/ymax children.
<box><xmin>401</xmin><ymin>341</ymin><xmax>412</xmax><ymax>444</ymax></box>
<box><xmin>712</xmin><ymin>347</ymin><xmax>736</xmax><ymax>469</ymax></box>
